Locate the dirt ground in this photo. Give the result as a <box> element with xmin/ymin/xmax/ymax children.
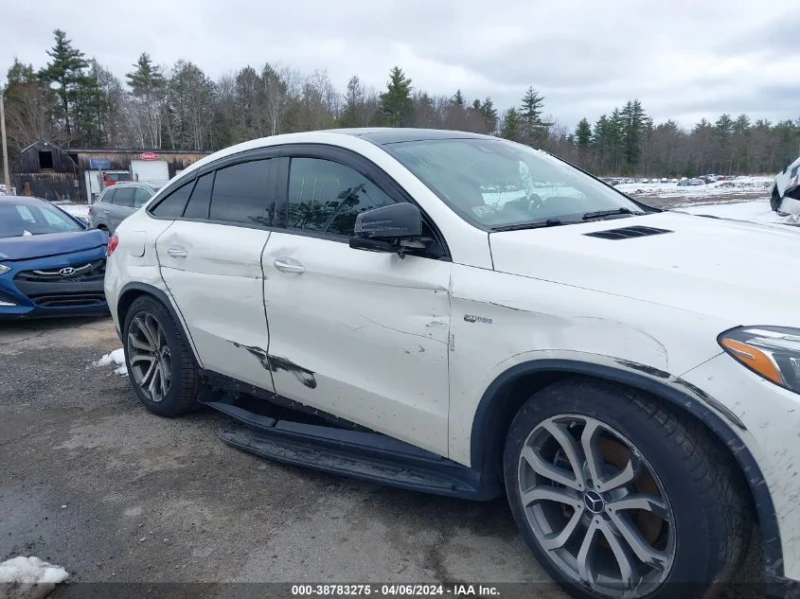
<box><xmin>0</xmin><ymin>317</ymin><xmax>766</xmax><ymax>598</ymax></box>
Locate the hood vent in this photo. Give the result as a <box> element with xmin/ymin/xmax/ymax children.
<box><xmin>584</xmin><ymin>225</ymin><xmax>673</xmax><ymax>240</ymax></box>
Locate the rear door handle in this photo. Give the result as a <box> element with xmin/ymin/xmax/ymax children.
<box><xmin>103</xmin><ymin>210</ymin><xmax>110</xmax><ymax>214</ymax></box>
<box><xmin>167</xmin><ymin>246</ymin><xmax>188</xmax><ymax>258</ymax></box>
<box><xmin>273</xmin><ymin>258</ymin><xmax>304</xmax><ymax>274</ymax></box>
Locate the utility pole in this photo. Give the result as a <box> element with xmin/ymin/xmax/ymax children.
<box><xmin>0</xmin><ymin>89</ymin><xmax>10</xmax><ymax>191</ymax></box>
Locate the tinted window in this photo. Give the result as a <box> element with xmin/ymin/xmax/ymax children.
<box><xmin>287</xmin><ymin>158</ymin><xmax>396</xmax><ymax>236</ymax></box>
<box><xmin>113</xmin><ymin>187</ymin><xmax>136</xmax><ymax>208</ymax></box>
<box><xmin>133</xmin><ymin>187</ymin><xmax>153</xmax><ymax>208</ymax></box>
<box><xmin>183</xmin><ymin>172</ymin><xmax>214</xmax><ymax>220</ymax></box>
<box><xmin>209</xmin><ymin>160</ymin><xmax>272</xmax><ymax>226</ymax></box>
<box><xmin>150</xmin><ymin>181</ymin><xmax>194</xmax><ymax>218</ymax></box>
<box><xmin>100</xmin><ymin>189</ymin><xmax>115</xmax><ymax>204</ymax></box>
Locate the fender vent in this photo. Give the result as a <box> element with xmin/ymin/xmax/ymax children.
<box><xmin>584</xmin><ymin>225</ymin><xmax>673</xmax><ymax>240</ymax></box>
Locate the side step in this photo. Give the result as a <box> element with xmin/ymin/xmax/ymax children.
<box><xmin>202</xmin><ymin>399</ymin><xmax>500</xmax><ymax>501</ymax></box>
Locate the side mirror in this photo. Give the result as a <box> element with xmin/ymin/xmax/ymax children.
<box><xmin>349</xmin><ymin>203</ymin><xmax>424</xmax><ymax>255</ymax></box>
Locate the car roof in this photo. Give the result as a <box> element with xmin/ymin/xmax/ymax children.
<box><xmin>172</xmin><ymin>127</ymin><xmax>504</xmax><ymax>184</ymax></box>
<box><xmin>328</xmin><ymin>127</ymin><xmax>495</xmax><ymax>145</ymax></box>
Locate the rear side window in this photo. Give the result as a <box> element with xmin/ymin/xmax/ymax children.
<box><xmin>183</xmin><ymin>172</ymin><xmax>214</xmax><ymax>220</ymax></box>
<box><xmin>209</xmin><ymin>159</ymin><xmax>273</xmax><ymax>226</ymax></box>
<box><xmin>99</xmin><ymin>189</ymin><xmax>115</xmax><ymax>204</ymax></box>
<box><xmin>150</xmin><ymin>180</ymin><xmax>195</xmax><ymax>218</ymax></box>
<box><xmin>113</xmin><ymin>187</ymin><xmax>136</xmax><ymax>208</ymax></box>
<box><xmin>133</xmin><ymin>187</ymin><xmax>152</xmax><ymax>208</ymax></box>
<box><xmin>286</xmin><ymin>158</ymin><xmax>396</xmax><ymax>236</ymax></box>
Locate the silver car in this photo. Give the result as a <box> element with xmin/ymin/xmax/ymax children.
<box><xmin>88</xmin><ymin>182</ymin><xmax>161</xmax><ymax>233</ymax></box>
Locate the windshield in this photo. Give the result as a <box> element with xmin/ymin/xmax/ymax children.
<box><xmin>386</xmin><ymin>138</ymin><xmax>646</xmax><ymax>230</ymax></box>
<box><xmin>0</xmin><ymin>201</ymin><xmax>83</xmax><ymax>238</ymax></box>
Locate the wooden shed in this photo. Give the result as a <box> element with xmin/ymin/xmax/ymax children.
<box><xmin>68</xmin><ymin>148</ymin><xmax>212</xmax><ymax>203</ymax></box>
<box><xmin>12</xmin><ymin>140</ymin><xmax>79</xmax><ymax>201</ymax></box>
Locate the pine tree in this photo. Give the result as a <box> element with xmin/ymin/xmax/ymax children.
<box><xmin>126</xmin><ymin>53</ymin><xmax>165</xmax><ymax>97</ymax></box>
<box><xmin>519</xmin><ymin>86</ymin><xmax>548</xmax><ymax>145</ymax></box>
<box><xmin>379</xmin><ymin>67</ymin><xmax>413</xmax><ymax>127</ymax></box>
<box><xmin>38</xmin><ymin>29</ymin><xmax>90</xmax><ymax>140</ymax></box>
<box><xmin>471</xmin><ymin>99</ymin><xmax>481</xmax><ymax>111</ymax></box>
<box><xmin>340</xmin><ymin>75</ymin><xmax>364</xmax><ymax>128</ymax></box>
<box><xmin>620</xmin><ymin>99</ymin><xmax>646</xmax><ymax>174</ymax></box>
<box><xmin>479</xmin><ymin>98</ymin><xmax>498</xmax><ymax>131</ymax></box>
<box><xmin>575</xmin><ymin>117</ymin><xmax>592</xmax><ymax>167</ymax></box>
<box><xmin>452</xmin><ymin>89</ymin><xmax>465</xmax><ymax>107</ymax></box>
<box><xmin>575</xmin><ymin>118</ymin><xmax>592</xmax><ymax>149</ymax></box>
<box><xmin>500</xmin><ymin>107</ymin><xmax>521</xmax><ymax>141</ymax></box>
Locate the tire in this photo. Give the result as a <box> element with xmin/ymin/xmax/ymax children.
<box><xmin>503</xmin><ymin>378</ymin><xmax>751</xmax><ymax>599</ymax></box>
<box><xmin>122</xmin><ymin>295</ymin><xmax>201</xmax><ymax>417</ymax></box>
<box><xmin>770</xmin><ymin>187</ymin><xmax>782</xmax><ymax>213</ymax></box>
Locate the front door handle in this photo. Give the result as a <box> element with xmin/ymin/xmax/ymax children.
<box><xmin>274</xmin><ymin>258</ymin><xmax>304</xmax><ymax>274</ymax></box>
<box><xmin>103</xmin><ymin>210</ymin><xmax>110</xmax><ymax>214</ymax></box>
<box><xmin>167</xmin><ymin>246</ymin><xmax>188</xmax><ymax>258</ymax></box>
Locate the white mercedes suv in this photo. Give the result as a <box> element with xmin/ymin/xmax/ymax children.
<box><xmin>105</xmin><ymin>128</ymin><xmax>800</xmax><ymax>598</ymax></box>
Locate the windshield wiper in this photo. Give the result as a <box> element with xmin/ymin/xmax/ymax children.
<box><xmin>491</xmin><ymin>218</ymin><xmax>565</xmax><ymax>232</ymax></box>
<box><xmin>581</xmin><ymin>207</ymin><xmax>643</xmax><ymax>221</ymax></box>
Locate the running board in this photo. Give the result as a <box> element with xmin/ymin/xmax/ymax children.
<box><xmin>202</xmin><ymin>399</ymin><xmax>500</xmax><ymax>501</ymax></box>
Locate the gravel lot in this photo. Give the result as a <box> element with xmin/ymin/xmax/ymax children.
<box><xmin>0</xmin><ymin>316</ymin><xmax>766</xmax><ymax>598</ymax></box>
<box><xmin>0</xmin><ymin>316</ymin><xmax>565</xmax><ymax>598</ymax></box>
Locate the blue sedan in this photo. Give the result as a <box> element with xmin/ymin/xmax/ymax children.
<box><xmin>0</xmin><ymin>196</ymin><xmax>110</xmax><ymax>319</ymax></box>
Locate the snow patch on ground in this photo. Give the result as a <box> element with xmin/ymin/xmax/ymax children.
<box><xmin>618</xmin><ymin>176</ymin><xmax>773</xmax><ymax>199</ymax></box>
<box><xmin>54</xmin><ymin>203</ymin><xmax>90</xmax><ymax>220</ymax></box>
<box><xmin>0</xmin><ymin>556</ymin><xmax>69</xmax><ymax>599</ymax></box>
<box><xmin>674</xmin><ymin>199</ymin><xmax>800</xmax><ymax>226</ymax></box>
<box><xmin>95</xmin><ymin>348</ymin><xmax>127</xmax><ymax>375</ymax></box>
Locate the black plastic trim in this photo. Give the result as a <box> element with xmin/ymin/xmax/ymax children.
<box><xmin>116</xmin><ymin>282</ymin><xmax>196</xmax><ymax>359</ymax></box>
<box><xmin>470</xmin><ymin>358</ymin><xmax>784</xmax><ymax>576</ymax></box>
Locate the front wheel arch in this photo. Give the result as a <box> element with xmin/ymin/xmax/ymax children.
<box><xmin>469</xmin><ymin>359</ymin><xmax>781</xmax><ymax>576</ymax></box>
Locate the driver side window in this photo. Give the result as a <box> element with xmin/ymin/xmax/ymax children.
<box><xmin>286</xmin><ymin>158</ymin><xmax>396</xmax><ymax>237</ymax></box>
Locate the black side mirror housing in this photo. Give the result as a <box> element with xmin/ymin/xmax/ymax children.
<box><xmin>349</xmin><ymin>203</ymin><xmax>424</xmax><ymax>255</ymax></box>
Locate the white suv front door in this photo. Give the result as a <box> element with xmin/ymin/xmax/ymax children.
<box><xmin>154</xmin><ymin>157</ymin><xmax>277</xmax><ymax>391</ymax></box>
<box><xmin>260</xmin><ymin>152</ymin><xmax>452</xmax><ymax>456</ymax></box>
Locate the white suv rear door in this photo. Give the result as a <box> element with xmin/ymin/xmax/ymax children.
<box><xmin>154</xmin><ymin>154</ymin><xmax>278</xmax><ymax>391</ymax></box>
<box><xmin>259</xmin><ymin>148</ymin><xmax>453</xmax><ymax>456</ymax></box>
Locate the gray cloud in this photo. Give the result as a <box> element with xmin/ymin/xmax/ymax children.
<box><xmin>1</xmin><ymin>0</ymin><xmax>797</xmax><ymax>130</ymax></box>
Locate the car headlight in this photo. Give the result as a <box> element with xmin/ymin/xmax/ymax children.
<box><xmin>0</xmin><ymin>264</ymin><xmax>10</xmax><ymax>275</ymax></box>
<box><xmin>719</xmin><ymin>326</ymin><xmax>800</xmax><ymax>393</ymax></box>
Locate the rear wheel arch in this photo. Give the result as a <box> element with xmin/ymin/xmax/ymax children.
<box><xmin>117</xmin><ymin>282</ymin><xmax>201</xmax><ymax>367</ymax></box>
<box><xmin>470</xmin><ymin>358</ymin><xmax>783</xmax><ymax>576</ymax></box>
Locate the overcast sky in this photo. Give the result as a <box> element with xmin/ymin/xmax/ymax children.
<box><xmin>2</xmin><ymin>0</ymin><xmax>797</xmax><ymax>130</ymax></box>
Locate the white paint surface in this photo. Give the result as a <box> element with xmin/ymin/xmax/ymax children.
<box><xmin>103</xmin><ymin>130</ymin><xmax>800</xmax><ymax>583</ymax></box>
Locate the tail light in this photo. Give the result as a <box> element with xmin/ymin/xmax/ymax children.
<box><xmin>107</xmin><ymin>233</ymin><xmax>119</xmax><ymax>256</ymax></box>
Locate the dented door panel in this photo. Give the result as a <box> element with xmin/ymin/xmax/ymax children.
<box><xmin>260</xmin><ymin>233</ymin><xmax>452</xmax><ymax>456</ymax></box>
<box><xmin>156</xmin><ymin>221</ymin><xmax>274</xmax><ymax>391</ymax></box>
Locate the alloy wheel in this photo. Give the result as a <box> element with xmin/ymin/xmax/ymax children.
<box><xmin>127</xmin><ymin>312</ymin><xmax>173</xmax><ymax>403</ymax></box>
<box><xmin>517</xmin><ymin>414</ymin><xmax>676</xmax><ymax>597</ymax></box>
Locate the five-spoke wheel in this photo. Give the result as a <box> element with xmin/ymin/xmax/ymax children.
<box><xmin>505</xmin><ymin>379</ymin><xmax>750</xmax><ymax>599</ymax></box>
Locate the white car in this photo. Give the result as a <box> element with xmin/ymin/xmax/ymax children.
<box><xmin>105</xmin><ymin>128</ymin><xmax>800</xmax><ymax>599</ymax></box>
<box><xmin>772</xmin><ymin>156</ymin><xmax>800</xmax><ymax>215</ymax></box>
